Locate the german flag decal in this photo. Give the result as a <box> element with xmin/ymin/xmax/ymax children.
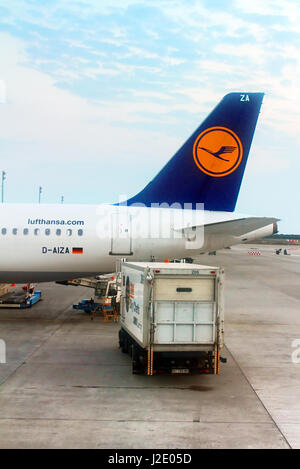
<box><xmin>72</xmin><ymin>247</ymin><xmax>83</xmax><ymax>254</ymax></box>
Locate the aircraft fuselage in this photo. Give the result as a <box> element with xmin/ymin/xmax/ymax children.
<box><xmin>0</xmin><ymin>203</ymin><xmax>275</xmax><ymax>283</ymax></box>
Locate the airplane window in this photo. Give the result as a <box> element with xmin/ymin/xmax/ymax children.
<box><xmin>12</xmin><ymin>228</ymin><xmax>18</xmax><ymax>235</ymax></box>
<box><xmin>78</xmin><ymin>229</ymin><xmax>83</xmax><ymax>236</ymax></box>
<box><xmin>23</xmin><ymin>228</ymin><xmax>29</xmax><ymax>235</ymax></box>
<box><xmin>45</xmin><ymin>229</ymin><xmax>50</xmax><ymax>236</ymax></box>
<box><xmin>34</xmin><ymin>228</ymin><xmax>40</xmax><ymax>236</ymax></box>
<box><xmin>1</xmin><ymin>228</ymin><xmax>6</xmax><ymax>235</ymax></box>
<box><xmin>66</xmin><ymin>229</ymin><xmax>72</xmax><ymax>236</ymax></box>
<box><xmin>56</xmin><ymin>229</ymin><xmax>61</xmax><ymax>236</ymax></box>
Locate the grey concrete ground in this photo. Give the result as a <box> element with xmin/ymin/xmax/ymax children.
<box><xmin>0</xmin><ymin>244</ymin><xmax>299</xmax><ymax>448</ymax></box>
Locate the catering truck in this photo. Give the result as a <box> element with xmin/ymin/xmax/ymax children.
<box><xmin>119</xmin><ymin>262</ymin><xmax>225</xmax><ymax>375</ymax></box>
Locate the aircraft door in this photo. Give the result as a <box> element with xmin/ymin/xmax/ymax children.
<box><xmin>109</xmin><ymin>212</ymin><xmax>133</xmax><ymax>256</ymax></box>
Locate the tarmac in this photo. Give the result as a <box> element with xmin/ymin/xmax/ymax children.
<box><xmin>0</xmin><ymin>244</ymin><xmax>299</xmax><ymax>449</ymax></box>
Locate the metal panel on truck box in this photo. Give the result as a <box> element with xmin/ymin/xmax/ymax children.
<box><xmin>154</xmin><ymin>301</ymin><xmax>216</xmax><ymax>343</ymax></box>
<box><xmin>153</xmin><ymin>274</ymin><xmax>216</xmax><ymax>345</ymax></box>
<box><xmin>120</xmin><ymin>265</ymin><xmax>147</xmax><ymax>347</ymax></box>
<box><xmin>154</xmin><ymin>277</ymin><xmax>214</xmax><ymax>301</ymax></box>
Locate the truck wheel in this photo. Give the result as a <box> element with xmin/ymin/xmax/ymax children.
<box><xmin>139</xmin><ymin>353</ymin><xmax>147</xmax><ymax>373</ymax></box>
<box><xmin>118</xmin><ymin>330</ymin><xmax>124</xmax><ymax>349</ymax></box>
<box><xmin>132</xmin><ymin>345</ymin><xmax>139</xmax><ymax>374</ymax></box>
<box><xmin>122</xmin><ymin>336</ymin><xmax>129</xmax><ymax>354</ymax></box>
<box><xmin>119</xmin><ymin>330</ymin><xmax>128</xmax><ymax>353</ymax></box>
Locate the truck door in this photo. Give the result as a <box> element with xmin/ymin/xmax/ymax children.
<box><xmin>109</xmin><ymin>212</ymin><xmax>133</xmax><ymax>256</ymax></box>
<box><xmin>153</xmin><ymin>277</ymin><xmax>216</xmax><ymax>344</ymax></box>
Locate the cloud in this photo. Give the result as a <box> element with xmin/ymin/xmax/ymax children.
<box><xmin>214</xmin><ymin>43</ymin><xmax>269</xmax><ymax>66</ymax></box>
<box><xmin>0</xmin><ymin>80</ymin><xmax>6</xmax><ymax>103</ymax></box>
<box><xmin>246</xmin><ymin>143</ymin><xmax>291</xmax><ymax>174</ymax></box>
<box><xmin>0</xmin><ymin>33</ymin><xmax>180</xmax><ymax>162</ymax></box>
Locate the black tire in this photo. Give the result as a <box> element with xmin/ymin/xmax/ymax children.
<box><xmin>119</xmin><ymin>329</ymin><xmax>128</xmax><ymax>353</ymax></box>
<box><xmin>118</xmin><ymin>329</ymin><xmax>124</xmax><ymax>348</ymax></box>
<box><xmin>132</xmin><ymin>344</ymin><xmax>138</xmax><ymax>374</ymax></box>
<box><xmin>122</xmin><ymin>336</ymin><xmax>129</xmax><ymax>354</ymax></box>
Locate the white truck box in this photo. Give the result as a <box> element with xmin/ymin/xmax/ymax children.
<box><xmin>119</xmin><ymin>262</ymin><xmax>225</xmax><ymax>375</ymax></box>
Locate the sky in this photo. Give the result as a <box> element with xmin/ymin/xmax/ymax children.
<box><xmin>0</xmin><ymin>0</ymin><xmax>299</xmax><ymax>233</ymax></box>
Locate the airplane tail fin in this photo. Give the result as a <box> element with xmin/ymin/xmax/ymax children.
<box><xmin>125</xmin><ymin>92</ymin><xmax>264</xmax><ymax>211</ymax></box>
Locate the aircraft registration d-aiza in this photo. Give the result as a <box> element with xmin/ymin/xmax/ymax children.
<box><xmin>0</xmin><ymin>92</ymin><xmax>278</xmax><ymax>283</ymax></box>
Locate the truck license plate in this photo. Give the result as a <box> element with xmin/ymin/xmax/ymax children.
<box><xmin>171</xmin><ymin>368</ymin><xmax>190</xmax><ymax>374</ymax></box>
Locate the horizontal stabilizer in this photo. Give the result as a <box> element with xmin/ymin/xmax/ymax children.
<box><xmin>176</xmin><ymin>217</ymin><xmax>279</xmax><ymax>237</ymax></box>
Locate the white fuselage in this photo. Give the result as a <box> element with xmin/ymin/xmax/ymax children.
<box><xmin>0</xmin><ymin>203</ymin><xmax>274</xmax><ymax>283</ymax></box>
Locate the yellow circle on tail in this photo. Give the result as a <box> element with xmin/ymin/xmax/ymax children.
<box><xmin>193</xmin><ymin>126</ymin><xmax>243</xmax><ymax>177</ymax></box>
